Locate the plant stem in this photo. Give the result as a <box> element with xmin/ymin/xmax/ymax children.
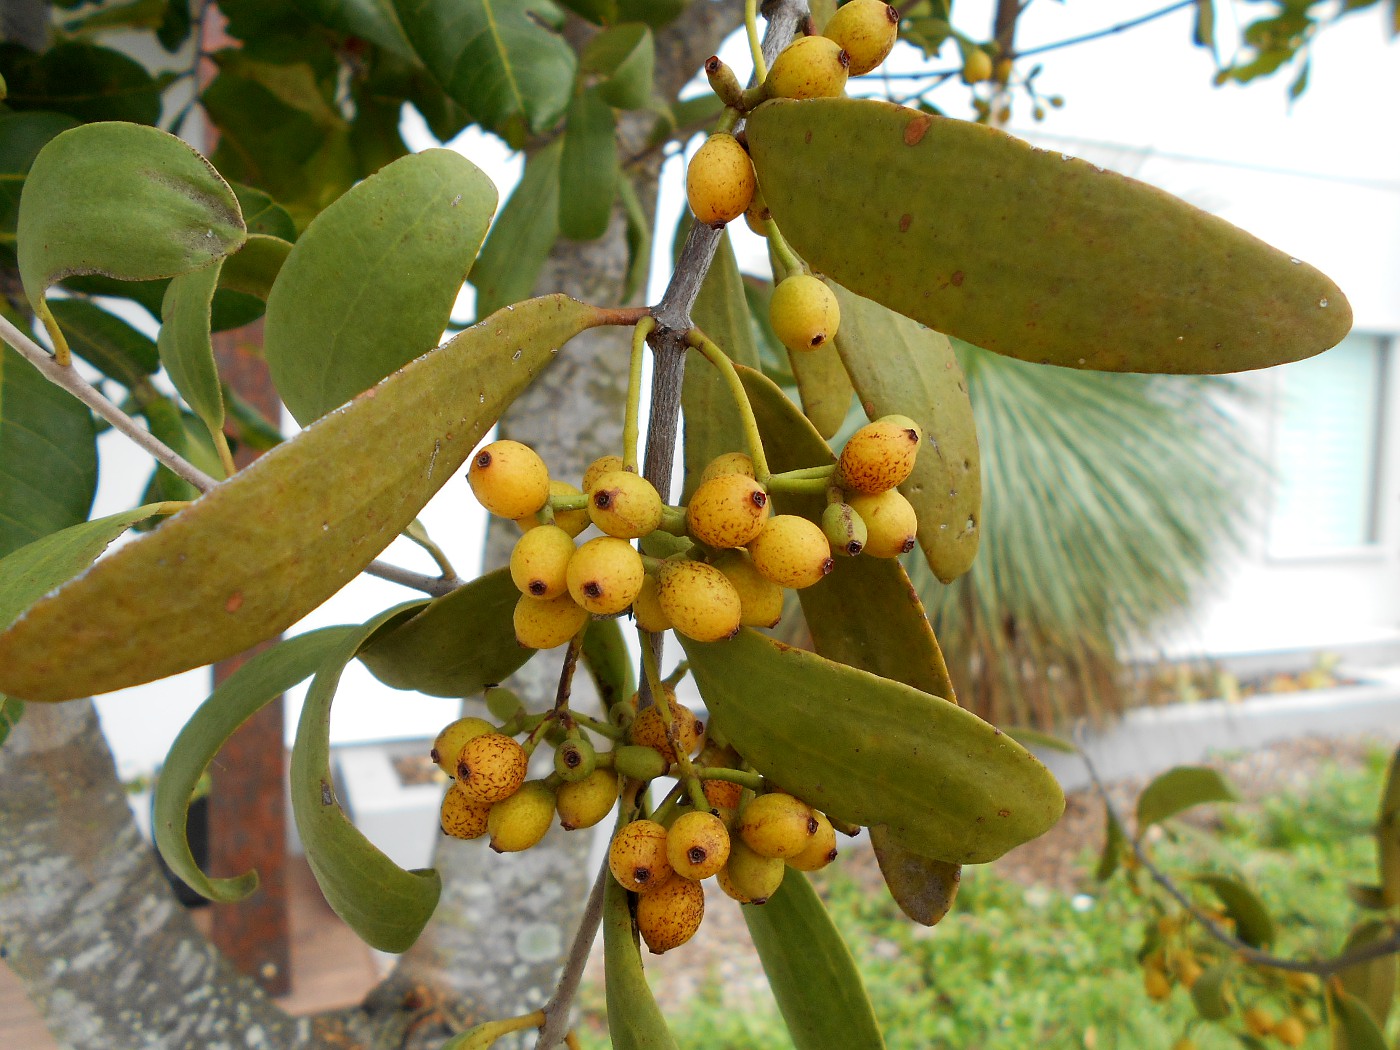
<box><xmin>766</xmin><ymin>475</ymin><xmax>832</xmax><ymax>495</ymax></box>
<box><xmin>690</xmin><ymin>765</ymin><xmax>765</xmax><ymax>791</ymax></box>
<box><xmin>639</xmin><ymin>630</ymin><xmax>710</xmax><ymax>811</ymax></box>
<box><xmin>685</xmin><ymin>328</ymin><xmax>771</xmax><ymax>483</ymax></box>
<box><xmin>624</xmin><ymin>317</ymin><xmax>654</xmax><ymax>473</ymax></box>
<box><xmin>764</xmin><ymin>218</ymin><xmax>804</xmax><ymax>279</ymax></box>
<box><xmin>745</xmin><ymin>0</ymin><xmax>769</xmax><ymax>84</ymax></box>
<box><xmin>211</xmin><ymin>427</ymin><xmax>237</xmax><ymax>479</ymax></box>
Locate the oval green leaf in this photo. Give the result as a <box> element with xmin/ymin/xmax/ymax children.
<box><xmin>0</xmin><ymin>110</ymin><xmax>80</xmax><ymax>256</ymax></box>
<box><xmin>291</xmin><ymin>605</ymin><xmax>441</xmax><ymax>952</ymax></box>
<box><xmin>869</xmin><ymin>825</ymin><xmax>961</xmax><ymax>927</ymax></box>
<box><xmin>747</xmin><ymin>97</ymin><xmax>1351</xmax><ymax>374</ymax></box>
<box><xmin>1376</xmin><ymin>745</ymin><xmax>1400</xmax><ymax>906</ymax></box>
<box><xmin>1190</xmin><ymin>962</ymin><xmax>1233</xmax><ymax>1021</ymax></box>
<box><xmin>603</xmin><ymin>875</ymin><xmax>680</xmax><ymax>1050</ymax></box>
<box><xmin>219</xmin><ymin>234</ymin><xmax>292</xmax><ymax>301</ymax></box>
<box><xmin>158</xmin><ymin>259</ymin><xmax>225</xmax><ymax>434</ymax></box>
<box><xmin>1194</xmin><ymin>874</ymin><xmax>1274</xmax><ymax>949</ymax></box>
<box><xmin>45</xmin><ymin>298</ymin><xmax>159</xmax><ymax>388</ymax></box>
<box><xmin>1328</xmin><ymin>984</ymin><xmax>1388</xmax><ymax>1050</ymax></box>
<box><xmin>581</xmin><ymin>23</ymin><xmax>655</xmax><ymax>111</ymax></box>
<box><xmin>472</xmin><ymin>138</ymin><xmax>562</xmax><ymax>319</ymax></box>
<box><xmin>681</xmin><ymin>628</ymin><xmax>1064</xmax><ymax>864</ymax></box>
<box><xmin>1340</xmin><ymin>919</ymin><xmax>1397</xmax><ymax>1029</ymax></box>
<box><xmin>230</xmin><ymin>183</ymin><xmax>297</xmax><ymax>241</ymax></box>
<box><xmin>558</xmin><ymin>87</ymin><xmax>618</xmax><ymax>242</ymax></box>
<box><xmin>153</xmin><ymin>626</ymin><xmax>362</xmax><ymax>903</ymax></box>
<box><xmin>358</xmin><ymin>568</ymin><xmax>530</xmax><ymax>696</ymax></box>
<box><xmin>0</xmin><ymin>294</ymin><xmax>605</xmax><ymax>703</ymax></box>
<box><xmin>264</xmin><ymin>148</ymin><xmax>496</xmax><ymax>424</ymax></box>
<box><xmin>829</xmin><ymin>282</ymin><xmax>981</xmax><ymax>582</ymax></box>
<box><xmin>744</xmin><ymin>870</ymin><xmax>886</xmax><ymax>1049</ymax></box>
<box><xmin>1136</xmin><ymin>766</ymin><xmax>1238</xmax><ymax>832</ymax></box>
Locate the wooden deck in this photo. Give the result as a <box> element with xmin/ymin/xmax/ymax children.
<box><xmin>1</xmin><ymin>857</ymin><xmax>380</xmax><ymax>1049</ymax></box>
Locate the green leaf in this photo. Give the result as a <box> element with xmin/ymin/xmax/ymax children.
<box><xmin>0</xmin><ymin>504</ymin><xmax>175</xmax><ymax>630</ymax></box>
<box><xmin>615</xmin><ymin>0</ymin><xmax>684</xmax><ymax>26</ymax></box>
<box><xmin>739</xmin><ymin>364</ymin><xmax>958</xmax><ymax>704</ymax></box>
<box><xmin>1194</xmin><ymin>874</ymin><xmax>1274</xmax><ymax>949</ymax></box>
<box><xmin>1339</xmin><ymin>920</ymin><xmax>1397</xmax><ymax>1029</ymax></box>
<box><xmin>1328</xmin><ymin>984</ymin><xmax>1388</xmax><ymax>1050</ymax></box>
<box><xmin>394</xmin><ymin>0</ymin><xmax>577</xmax><ymax>141</ymax></box>
<box><xmin>745</xmin><ymin>870</ymin><xmax>886</xmax><ymax>1048</ymax></box>
<box><xmin>0</xmin><ymin>694</ymin><xmax>21</xmax><ymax>747</ymax></box>
<box><xmin>292</xmin><ymin>605</ymin><xmax>441</xmax><ymax>952</ymax></box>
<box><xmin>159</xmin><ymin>261</ymin><xmax>226</xmax><ymax>434</ymax></box>
<box><xmin>558</xmin><ymin>0</ymin><xmax>618</xmax><ymax>24</ymax></box>
<box><xmin>0</xmin><ymin>111</ymin><xmax>80</xmax><ymax>262</ymax></box>
<box><xmin>153</xmin><ymin>626</ymin><xmax>360</xmax><ymax>902</ymax></box>
<box><xmin>603</xmin><ymin>875</ymin><xmax>680</xmax><ymax>1050</ymax></box>
<box><xmin>231</xmin><ymin>183</ymin><xmax>298</xmax><ymax>241</ymax></box>
<box><xmin>747</xmin><ymin>97</ymin><xmax>1352</xmax><ymax>374</ymax></box>
<box><xmin>264</xmin><ymin>148</ymin><xmax>496</xmax><ymax>424</ymax></box>
<box><xmin>582</xmin><ymin>616</ymin><xmax>635</xmax><ymax>712</ymax></box>
<box><xmin>581</xmin><ymin>23</ymin><xmax>655</xmax><ymax>111</ymax></box>
<box><xmin>0</xmin><ymin>42</ymin><xmax>167</xmax><ymax>125</ymax></box>
<box><xmin>869</xmin><ymin>825</ymin><xmax>961</xmax><ymax>927</ymax></box>
<box><xmin>44</xmin><ymin>299</ymin><xmax>159</xmax><ymax>388</ymax></box>
<box><xmin>681</xmin><ymin>628</ymin><xmax>1064</xmax><ymax>864</ymax></box>
<box><xmin>1136</xmin><ymin>766</ymin><xmax>1238</xmax><ymax>831</ymax></box>
<box><xmin>558</xmin><ymin>87</ymin><xmax>618</xmax><ymax>241</ymax></box>
<box><xmin>829</xmin><ymin>282</ymin><xmax>981</xmax><ymax>583</ymax></box>
<box><xmin>0</xmin><ymin>295</ymin><xmax>605</xmax><ymax>703</ymax></box>
<box><xmin>618</xmin><ymin>174</ymin><xmax>650</xmax><ymax>304</ymax></box>
<box><xmin>219</xmin><ymin>234</ymin><xmax>293</xmax><ymax>301</ymax></box>
<box><xmin>1376</xmin><ymin>745</ymin><xmax>1400</xmax><ymax>906</ymax></box>
<box><xmin>357</xmin><ymin>568</ymin><xmax>530</xmax><ymax>696</ymax></box>
<box><xmin>1095</xmin><ymin>803</ymin><xmax>1125</xmax><ymax>882</ymax></box>
<box><xmin>18</xmin><ymin>123</ymin><xmax>245</xmax><ymax>356</ymax></box>
<box><xmin>1003</xmin><ymin>726</ymin><xmax>1077</xmax><ymax>754</ymax></box>
<box><xmin>472</xmin><ymin>139</ymin><xmax>562</xmax><ymax>319</ymax></box>
<box><xmin>1190</xmin><ymin>963</ymin><xmax>1233</xmax><ymax>1021</ymax></box>
<box><xmin>0</xmin><ymin>342</ymin><xmax>98</xmax><ymax>558</ymax></box>
<box><xmin>293</xmin><ymin>0</ymin><xmax>418</xmax><ymax>60</ymax></box>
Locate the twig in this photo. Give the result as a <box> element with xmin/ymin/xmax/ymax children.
<box><xmin>1076</xmin><ymin>727</ymin><xmax>1400</xmax><ymax>977</ymax></box>
<box><xmin>533</xmin><ymin>863</ymin><xmax>609</xmax><ymax>1050</ymax></box>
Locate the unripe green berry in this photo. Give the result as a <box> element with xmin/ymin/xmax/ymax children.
<box><xmin>582</xmin><ymin>455</ymin><xmax>628</xmax><ymax>494</ymax></box>
<box><xmin>632</xmin><ymin>574</ymin><xmax>673</xmax><ymax>633</ymax></box>
<box><xmin>765</xmin><ymin>35</ymin><xmax>850</xmax><ymax>100</ymax></box>
<box><xmin>711</xmin><ymin>550</ymin><xmax>784</xmax><ymax>628</ymax></box>
<box><xmin>510</xmin><ymin>524</ymin><xmax>575</xmax><ymax>598</ymax></box>
<box><xmin>636</xmin><ymin>874</ymin><xmax>705</xmax><ymax>954</ymax></box>
<box><xmin>656</xmin><ymin>561</ymin><xmax>743</xmax><ymax>642</ymax></box>
<box><xmin>440</xmin><ymin>784</ymin><xmax>491</xmax><ymax>840</ymax></box>
<box><xmin>718</xmin><ymin>839</ymin><xmax>786</xmax><ymax>903</ymax></box>
<box><xmin>431</xmin><ymin>716</ymin><xmax>494</xmax><ymax>776</ymax></box>
<box><xmin>485</xmin><ymin>686</ymin><xmax>524</xmax><ymax>723</ymax></box>
<box><xmin>468</xmin><ymin>439</ymin><xmax>550</xmax><ymax>519</ymax></box>
<box><xmin>838</xmin><ymin>415</ymin><xmax>922</xmax><ymax>494</ymax></box>
<box><xmin>823</xmin><ymin>0</ymin><xmax>899</xmax><ymax>76</ymax></box>
<box><xmin>747</xmin><ymin>514</ymin><xmax>834</xmax><ymax>589</ymax></box>
<box><xmin>488</xmin><ymin>780</ymin><xmax>556</xmax><ymax>853</ymax></box>
<box><xmin>686</xmin><ymin>132</ymin><xmax>757</xmax><ymax>228</ymax></box>
<box><xmin>846</xmin><ymin>489</ymin><xmax>918</xmax><ymax>558</ymax></box>
<box><xmin>612</xmin><ymin>743</ymin><xmax>670</xmax><ymax>781</ymax></box>
<box><xmin>609</xmin><ymin>819</ymin><xmax>673</xmax><ymax>893</ymax></box>
<box><xmin>556</xmin><ymin>767</ymin><xmax>619</xmax><ymax>830</ymax></box>
<box><xmin>666</xmin><ymin>810</ymin><xmax>732</xmax><ymax>881</ymax></box>
<box><xmin>739</xmin><ymin>792</ymin><xmax>817</xmax><ymax>859</ymax></box>
<box><xmin>566</xmin><ymin>537</ymin><xmax>645</xmax><ymax>615</ymax></box>
<box><xmin>962</xmin><ymin>46</ymin><xmax>994</xmax><ymax>85</ymax></box>
<box><xmin>554</xmin><ymin>736</ymin><xmax>597</xmax><ymax>782</ymax></box>
<box><xmin>769</xmin><ymin>274</ymin><xmax>841</xmax><ymax>354</ymax></box>
<box><xmin>455</xmin><ymin>732</ymin><xmax>529</xmax><ymax>805</ymax></box>
<box><xmin>821</xmin><ymin>502</ymin><xmax>868</xmax><ymax>557</ymax></box>
<box><xmin>514</xmin><ymin>592</ymin><xmax>589</xmax><ymax>649</ymax></box>
<box><xmin>589</xmin><ymin>470</ymin><xmax>663</xmax><ymax>539</ymax></box>
<box><xmin>786</xmin><ymin>810</ymin><xmax>839</xmax><ymax>871</ymax></box>
<box><xmin>686</xmin><ymin>473</ymin><xmax>770</xmax><ymax>549</ymax></box>
<box><xmin>699</xmin><ymin>451</ymin><xmax>755</xmax><ymax>483</ymax></box>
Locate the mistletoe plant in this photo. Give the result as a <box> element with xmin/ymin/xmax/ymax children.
<box><xmin>0</xmin><ymin>1</ymin><xmax>1355</xmax><ymax>1048</ymax></box>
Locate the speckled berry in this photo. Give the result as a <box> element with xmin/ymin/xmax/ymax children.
<box><xmin>455</xmin><ymin>732</ymin><xmax>528</xmax><ymax>805</ymax></box>
<box><xmin>431</xmin><ymin>716</ymin><xmax>494</xmax><ymax>776</ymax></box>
<box><xmin>703</xmin><ymin>776</ymin><xmax>744</xmax><ymax>811</ymax></box>
<box><xmin>583</xmin><ymin>455</ymin><xmax>628</xmax><ymax>494</ymax></box>
<box><xmin>838</xmin><ymin>415</ymin><xmax>922</xmax><ymax>494</ymax></box>
<box><xmin>589</xmin><ymin>470</ymin><xmax>663</xmax><ymax>539</ymax></box>
<box><xmin>467</xmin><ymin>439</ymin><xmax>550</xmax><ymax>519</ymax></box>
<box><xmin>632</xmin><ymin>574</ymin><xmax>673</xmax><ymax>633</ymax></box>
<box><xmin>666</xmin><ymin>811</ymin><xmax>732</xmax><ymax>881</ymax></box>
<box><xmin>718</xmin><ymin>839</ymin><xmax>786</xmax><ymax>903</ymax></box>
<box><xmin>488</xmin><ymin>780</ymin><xmax>556</xmax><ymax>853</ymax></box>
<box><xmin>785</xmin><ymin>811</ymin><xmax>838</xmax><ymax>871</ymax></box>
<box><xmin>566</xmin><ymin>537</ymin><xmax>645</xmax><ymax>615</ymax></box>
<box><xmin>822</xmin><ymin>0</ymin><xmax>899</xmax><ymax>76</ymax></box>
<box><xmin>510</xmin><ymin>524</ymin><xmax>575</xmax><ymax>599</ymax></box>
<box><xmin>609</xmin><ymin>819</ymin><xmax>673</xmax><ymax>893</ymax></box>
<box><xmin>514</xmin><ymin>592</ymin><xmax>589</xmax><ymax>649</ymax></box>
<box><xmin>699</xmin><ymin>451</ymin><xmax>756</xmax><ymax>484</ymax></box>
<box><xmin>821</xmin><ymin>502</ymin><xmax>867</xmax><ymax>557</ymax></box>
<box><xmin>440</xmin><ymin>784</ymin><xmax>491</xmax><ymax>839</ymax></box>
<box><xmin>846</xmin><ymin>489</ymin><xmax>918</xmax><ymax>558</ymax></box>
<box><xmin>739</xmin><ymin>792</ymin><xmax>817</xmax><ymax>859</ymax></box>
<box><xmin>686</xmin><ymin>132</ymin><xmax>756</xmax><ymax>228</ymax></box>
<box><xmin>636</xmin><ymin>874</ymin><xmax>705</xmax><ymax>954</ymax></box>
<box><xmin>765</xmin><ymin>35</ymin><xmax>850</xmax><ymax>100</ymax></box>
<box><xmin>711</xmin><ymin>550</ymin><xmax>783</xmax><ymax>628</ymax></box>
<box><xmin>656</xmin><ymin>560</ymin><xmax>743</xmax><ymax>642</ymax></box>
<box><xmin>747</xmin><ymin>515</ymin><xmax>833</xmax><ymax>589</ymax></box>
<box><xmin>687</xmin><ymin>473</ymin><xmax>770</xmax><ymax>548</ymax></box>
<box><xmin>629</xmin><ymin>687</ymin><xmax>705</xmax><ymax>765</ymax></box>
<box><xmin>556</xmin><ymin>768</ymin><xmax>619</xmax><ymax>830</ymax></box>
<box><xmin>769</xmin><ymin>274</ymin><xmax>841</xmax><ymax>354</ymax></box>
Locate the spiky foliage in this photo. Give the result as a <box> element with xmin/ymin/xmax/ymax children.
<box><xmin>909</xmin><ymin>342</ymin><xmax>1261</xmax><ymax>728</ymax></box>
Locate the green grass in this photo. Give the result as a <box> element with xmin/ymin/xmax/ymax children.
<box><xmin>581</xmin><ymin>748</ymin><xmax>1390</xmax><ymax>1050</ymax></box>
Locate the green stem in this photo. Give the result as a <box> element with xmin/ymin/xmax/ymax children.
<box><xmin>210</xmin><ymin>427</ymin><xmax>237</xmax><ymax>479</ymax></box>
<box><xmin>638</xmin><ymin>630</ymin><xmax>710</xmax><ymax>812</ymax></box>
<box><xmin>624</xmin><ymin>316</ymin><xmax>654</xmax><ymax>473</ymax></box>
<box><xmin>572</xmin><ymin>713</ymin><xmax>623</xmax><ymax>741</ymax></box>
<box><xmin>550</xmin><ymin>493</ymin><xmax>590</xmax><ymax>513</ymax></box>
<box><xmin>685</xmin><ymin>328</ymin><xmax>770</xmax><ymax>483</ymax></box>
<box><xmin>766</xmin><ymin>475</ymin><xmax>834</xmax><ymax>496</ymax></box>
<box><xmin>662</xmin><ymin>661</ymin><xmax>690</xmax><ymax>688</ymax></box>
<box><xmin>771</xmin><ymin>464</ymin><xmax>837</xmax><ymax>482</ymax></box>
<box><xmin>745</xmin><ymin>0</ymin><xmax>768</xmax><ymax>84</ymax></box>
<box><xmin>692</xmin><ymin>766</ymin><xmax>766</xmax><ymax>792</ymax></box>
<box><xmin>764</xmin><ymin>218</ymin><xmax>804</xmax><ymax>280</ymax></box>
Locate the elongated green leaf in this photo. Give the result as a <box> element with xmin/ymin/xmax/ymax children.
<box><xmin>618</xmin><ymin>174</ymin><xmax>650</xmax><ymax>304</ymax></box>
<box><xmin>1376</xmin><ymin>746</ymin><xmax>1400</xmax><ymax>906</ymax></box>
<box><xmin>219</xmin><ymin>234</ymin><xmax>292</xmax><ymax>301</ymax></box>
<box><xmin>582</xmin><ymin>616</ymin><xmax>635</xmax><ymax>712</ymax></box>
<box><xmin>1136</xmin><ymin>766</ymin><xmax>1238</xmax><ymax>832</ymax></box>
<box><xmin>472</xmin><ymin>139</ymin><xmax>562</xmax><ymax>319</ymax></box>
<box><xmin>0</xmin><ymin>42</ymin><xmax>167</xmax><ymax>125</ymax></box>
<box><xmin>1095</xmin><ymin>803</ymin><xmax>1126</xmax><ymax>882</ymax></box>
<box><xmin>231</xmin><ymin>183</ymin><xmax>297</xmax><ymax>241</ymax></box>
<box><xmin>870</xmin><ymin>825</ymin><xmax>961</xmax><ymax>927</ymax></box>
<box><xmin>394</xmin><ymin>0</ymin><xmax>576</xmax><ymax>141</ymax></box>
<box><xmin>604</xmin><ymin>875</ymin><xmax>680</xmax><ymax>1050</ymax></box>
<box><xmin>616</xmin><ymin>0</ymin><xmax>684</xmax><ymax>26</ymax></box>
<box><xmin>293</xmin><ymin>0</ymin><xmax>417</xmax><ymax>59</ymax></box>
<box><xmin>830</xmin><ymin>282</ymin><xmax>981</xmax><ymax>583</ymax></box>
<box><xmin>0</xmin><ymin>504</ymin><xmax>175</xmax><ymax>629</ymax></box>
<box><xmin>0</xmin><ymin>111</ymin><xmax>80</xmax><ymax>260</ymax></box>
<box><xmin>44</xmin><ymin>299</ymin><xmax>159</xmax><ymax>388</ymax></box>
<box><xmin>154</xmin><ymin>626</ymin><xmax>360</xmax><ymax>902</ymax></box>
<box><xmin>159</xmin><ymin>260</ymin><xmax>225</xmax><ymax>434</ymax></box>
<box><xmin>1004</xmin><ymin>726</ymin><xmax>1077</xmax><ymax>753</ymax></box>
<box><xmin>1339</xmin><ymin>920</ymin><xmax>1397</xmax><ymax>1029</ymax></box>
<box><xmin>745</xmin><ymin>871</ymin><xmax>885</xmax><ymax>1048</ymax></box>
<box><xmin>748</xmin><ymin>97</ymin><xmax>1351</xmax><ymax>374</ymax></box>
<box><xmin>1328</xmin><ymin>985</ymin><xmax>1388</xmax><ymax>1050</ymax></box>
<box><xmin>265</xmin><ymin>148</ymin><xmax>495</xmax><ymax>424</ymax></box>
<box><xmin>582</xmin><ymin>23</ymin><xmax>655</xmax><ymax>111</ymax></box>
<box><xmin>0</xmin><ymin>343</ymin><xmax>97</xmax><ymax>557</ymax></box>
<box><xmin>682</xmin><ymin>628</ymin><xmax>1063</xmax><ymax>864</ymax></box>
<box><xmin>1194</xmin><ymin>874</ymin><xmax>1274</xmax><ymax>949</ymax></box>
<box><xmin>1190</xmin><ymin>963</ymin><xmax>1233</xmax><ymax>1020</ymax></box>
<box><xmin>293</xmin><ymin>605</ymin><xmax>440</xmax><ymax>952</ymax></box>
<box><xmin>358</xmin><ymin>568</ymin><xmax>530</xmax><ymax>696</ymax></box>
<box><xmin>739</xmin><ymin>365</ymin><xmax>957</xmax><ymax>704</ymax></box>
<box><xmin>558</xmin><ymin>87</ymin><xmax>618</xmax><ymax>241</ymax></box>
<box><xmin>0</xmin><ymin>694</ymin><xmax>21</xmax><ymax>747</ymax></box>
<box><xmin>0</xmin><ymin>295</ymin><xmax>605</xmax><ymax>703</ymax></box>
<box><xmin>18</xmin><ymin>123</ymin><xmax>245</xmax><ymax>354</ymax></box>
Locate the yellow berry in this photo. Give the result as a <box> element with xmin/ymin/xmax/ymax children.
<box><xmin>1143</xmin><ymin>967</ymin><xmax>1172</xmax><ymax>1001</ymax></box>
<box><xmin>687</xmin><ymin>473</ymin><xmax>771</xmax><ymax>548</ymax></box>
<box><xmin>821</xmin><ymin>501</ymin><xmax>868</xmax><ymax>557</ymax></box>
<box><xmin>455</xmin><ymin>732</ymin><xmax>528</xmax><ymax>805</ymax></box>
<box><xmin>1284</xmin><ymin>972</ymin><xmax>1320</xmax><ymax>993</ymax></box>
<box><xmin>744</xmin><ymin>195</ymin><xmax>771</xmax><ymax>238</ymax></box>
<box><xmin>994</xmin><ymin>56</ymin><xmax>1014</xmax><ymax>84</ymax></box>
<box><xmin>1243</xmin><ymin>1007</ymin><xmax>1274</xmax><ymax>1037</ymax></box>
<box><xmin>747</xmin><ymin>514</ymin><xmax>833</xmax><ymax>589</ymax></box>
<box><xmin>440</xmin><ymin>784</ymin><xmax>491</xmax><ymax>839</ymax></box>
<box><xmin>962</xmin><ymin>47</ymin><xmax>994</xmax><ymax>85</ymax></box>
<box><xmin>703</xmin><ymin>776</ymin><xmax>744</xmax><ymax>811</ymax></box>
<box><xmin>517</xmin><ymin>480</ymin><xmax>589</xmax><ymax>537</ymax></box>
<box><xmin>719</xmin><ymin>839</ymin><xmax>786</xmax><ymax>903</ymax></box>
<box><xmin>686</xmin><ymin>132</ymin><xmax>756</xmax><ymax>228</ymax></box>
<box><xmin>765</xmin><ymin>35</ymin><xmax>850</xmax><ymax>100</ymax></box>
<box><xmin>700</xmin><ymin>451</ymin><xmax>756</xmax><ymax>483</ymax></box>
<box><xmin>609</xmin><ymin>819</ymin><xmax>673</xmax><ymax>893</ymax></box>
<box><xmin>739</xmin><ymin>792</ymin><xmax>817</xmax><ymax>859</ymax></box>
<box><xmin>667</xmin><ymin>811</ymin><xmax>732</xmax><ymax>880</ymax></box>
<box><xmin>786</xmin><ymin>811</ymin><xmax>838</xmax><ymax>871</ymax></box>
<box><xmin>566</xmin><ymin>536</ymin><xmax>645</xmax><ymax>615</ymax></box>
<box><xmin>656</xmin><ymin>560</ymin><xmax>743</xmax><ymax>642</ymax></box>
<box><xmin>431</xmin><ymin>716</ymin><xmax>494</xmax><ymax>776</ymax></box>
<box><xmin>487</xmin><ymin>780</ymin><xmax>556</xmax><ymax>852</ymax></box>
<box><xmin>711</xmin><ymin>549</ymin><xmax>784</xmax><ymax>628</ymax></box>
<box><xmin>629</xmin><ymin>687</ymin><xmax>705</xmax><ymax>765</ymax></box>
<box><xmin>838</xmin><ymin>415</ymin><xmax>923</xmax><ymax>494</ymax></box>
<box><xmin>769</xmin><ymin>274</ymin><xmax>841</xmax><ymax>354</ymax></box>
<box><xmin>632</xmin><ymin>574</ymin><xmax>673</xmax><ymax>633</ymax></box>
<box><xmin>822</xmin><ymin>0</ymin><xmax>899</xmax><ymax>76</ymax></box>
<box><xmin>589</xmin><ymin>470</ymin><xmax>663</xmax><ymax>539</ymax></box>
<box><xmin>514</xmin><ymin>592</ymin><xmax>589</xmax><ymax>649</ymax></box>
<box><xmin>636</xmin><ymin>874</ymin><xmax>705</xmax><ymax>954</ymax></box>
<box><xmin>467</xmin><ymin>439</ymin><xmax>550</xmax><ymax>519</ymax></box>
<box><xmin>845</xmin><ymin>489</ymin><xmax>918</xmax><ymax>558</ymax></box>
<box><xmin>509</xmin><ymin>524</ymin><xmax>576</xmax><ymax>598</ymax></box>
<box><xmin>1273</xmin><ymin>1016</ymin><xmax>1306</xmax><ymax>1047</ymax></box>
<box><xmin>556</xmin><ymin>768</ymin><xmax>619</xmax><ymax>830</ymax></box>
<box><xmin>583</xmin><ymin>455</ymin><xmax>628</xmax><ymax>494</ymax></box>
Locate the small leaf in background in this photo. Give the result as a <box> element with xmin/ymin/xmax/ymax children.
<box><xmin>264</xmin><ymin>148</ymin><xmax>496</xmax><ymax>424</ymax></box>
<box><xmin>1095</xmin><ymin>803</ymin><xmax>1126</xmax><ymax>882</ymax></box>
<box><xmin>615</xmin><ymin>0</ymin><xmax>684</xmax><ymax>26</ymax></box>
<box><xmin>0</xmin><ymin>295</ymin><xmax>604</xmax><ymax>703</ymax></box>
<box><xmin>358</xmin><ymin>569</ymin><xmax>530</xmax><ymax>696</ymax></box>
<box><xmin>581</xmin><ymin>23</ymin><xmax>655</xmax><ymax>111</ymax></box>
<box><xmin>158</xmin><ymin>260</ymin><xmax>227</xmax><ymax>437</ymax></box>
<box><xmin>17</xmin><ymin>122</ymin><xmax>245</xmax><ymax>355</ymax></box>
<box><xmin>1190</xmin><ymin>963</ymin><xmax>1233</xmax><ymax>1020</ymax></box>
<box><xmin>291</xmin><ymin>606</ymin><xmax>440</xmax><ymax>952</ymax></box>
<box><xmin>0</xmin><ymin>694</ymin><xmax>21</xmax><ymax>747</ymax></box>
<box><xmin>0</xmin><ymin>42</ymin><xmax>167</xmax><ymax>125</ymax></box>
<box><xmin>1375</xmin><ymin>745</ymin><xmax>1400</xmax><ymax>905</ymax></box>
<box><xmin>153</xmin><ymin>626</ymin><xmax>359</xmax><ymax>902</ymax></box>
<box><xmin>230</xmin><ymin>182</ymin><xmax>297</xmax><ymax>241</ymax></box>
<box><xmin>603</xmin><ymin>875</ymin><xmax>680</xmax><ymax>1050</ymax></box>
<box><xmin>1346</xmin><ymin>884</ymin><xmax>1389</xmax><ymax>911</ymax></box>
<box><xmin>0</xmin><ymin>111</ymin><xmax>80</xmax><ymax>264</ymax></box>
<box><xmin>472</xmin><ymin>139</ymin><xmax>562</xmax><ymax>319</ymax></box>
<box><xmin>870</xmin><ymin>826</ymin><xmax>961</xmax><ymax>927</ymax></box>
<box><xmin>558</xmin><ymin>87</ymin><xmax>618</xmax><ymax>241</ymax></box>
<box><xmin>44</xmin><ymin>299</ymin><xmax>159</xmax><ymax>389</ymax></box>
<box><xmin>581</xmin><ymin>616</ymin><xmax>635</xmax><ymax>712</ymax></box>
<box><xmin>293</xmin><ymin>0</ymin><xmax>417</xmax><ymax>60</ymax></box>
<box><xmin>394</xmin><ymin>0</ymin><xmax>576</xmax><ymax>143</ymax></box>
<box><xmin>1136</xmin><ymin>765</ymin><xmax>1238</xmax><ymax>832</ymax></box>
<box><xmin>617</xmin><ymin>175</ymin><xmax>650</xmax><ymax>304</ymax></box>
<box><xmin>218</xmin><ymin>234</ymin><xmax>292</xmax><ymax>302</ymax></box>
<box><xmin>1004</xmin><ymin>726</ymin><xmax>1077</xmax><ymax>754</ymax></box>
<box><xmin>745</xmin><ymin>871</ymin><xmax>887</xmax><ymax>1049</ymax></box>
<box><xmin>558</xmin><ymin>0</ymin><xmax>619</xmax><ymax>24</ymax></box>
<box><xmin>1328</xmin><ymin>983</ymin><xmax>1388</xmax><ymax>1050</ymax></box>
<box><xmin>1194</xmin><ymin>874</ymin><xmax>1275</xmax><ymax>949</ymax></box>
<box><xmin>1339</xmin><ymin>919</ymin><xmax>1397</xmax><ymax>1029</ymax></box>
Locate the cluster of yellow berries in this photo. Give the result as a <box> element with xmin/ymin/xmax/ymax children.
<box><xmin>467</xmin><ymin>415</ymin><xmax>924</xmax><ymax>652</ymax></box>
